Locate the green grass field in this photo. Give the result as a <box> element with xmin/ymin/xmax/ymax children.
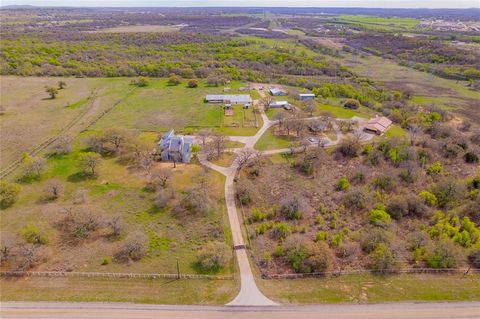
<box><xmin>254</xmin><ymin>127</ymin><xmax>296</xmax><ymax>151</ymax></box>
<box><xmin>335</xmin><ymin>15</ymin><xmax>420</xmax><ymax>32</ymax></box>
<box><xmin>1</xmin><ymin>277</ymin><xmax>239</xmax><ymax>305</ymax></box>
<box><xmin>258</xmin><ymin>273</ymin><xmax>480</xmax><ymax>304</ymax></box>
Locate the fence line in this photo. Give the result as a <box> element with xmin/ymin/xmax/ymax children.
<box><xmin>262</xmin><ymin>267</ymin><xmax>479</xmax><ymax>279</ymax></box>
<box><xmin>0</xmin><ymin>271</ymin><xmax>233</xmax><ymax>280</ymax></box>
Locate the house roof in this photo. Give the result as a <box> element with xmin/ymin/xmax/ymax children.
<box><xmin>299</xmin><ymin>93</ymin><xmax>315</xmax><ymax>97</ymax></box>
<box><xmin>365</xmin><ymin>116</ymin><xmax>393</xmax><ymax>133</ymax></box>
<box><xmin>205</xmin><ymin>94</ymin><xmax>252</xmax><ymax>104</ymax></box>
<box><xmin>269</xmin><ymin>87</ymin><xmax>286</xmax><ymax>95</ymax></box>
<box><xmin>269</xmin><ymin>100</ymin><xmax>289</xmax><ymax>106</ymax></box>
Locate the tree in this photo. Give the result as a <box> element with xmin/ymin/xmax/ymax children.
<box><xmin>103</xmin><ymin>128</ymin><xmax>132</xmax><ymax>154</ymax></box>
<box><xmin>79</xmin><ymin>152</ymin><xmax>102</xmax><ymax>176</ymax></box>
<box><xmin>49</xmin><ymin>135</ymin><xmax>72</xmax><ymax>155</ymax></box>
<box><xmin>206</xmin><ymin>75</ymin><xmax>226</xmax><ymax>87</ymax></box>
<box><xmin>426</xmin><ymin>240</ymin><xmax>462</xmax><ymax>269</ymax></box>
<box><xmin>187</xmin><ymin>79</ymin><xmax>198</xmax><ymax>88</ymax></box>
<box><xmin>44</xmin><ymin>179</ymin><xmax>64</xmax><ymax>200</ymax></box>
<box><xmin>138</xmin><ymin>153</ymin><xmax>154</xmax><ymax>176</ymax></box>
<box><xmin>131</xmin><ymin>77</ymin><xmax>149</xmax><ymax>87</ymax></box>
<box><xmin>259</xmin><ymin>97</ymin><xmax>274</xmax><ymax>110</ymax></box>
<box><xmin>154</xmin><ymin>187</ymin><xmax>174</xmax><ymax>209</ymax></box>
<box><xmin>303</xmin><ymin>100</ymin><xmax>316</xmax><ymax>116</ymax></box>
<box><xmin>114</xmin><ymin>231</ymin><xmax>148</xmax><ymax>263</ymax></box>
<box><xmin>0</xmin><ymin>181</ymin><xmax>21</xmax><ymax>208</ymax></box>
<box><xmin>179</xmin><ymin>188</ymin><xmax>211</xmax><ymax>215</ymax></box>
<box><xmin>369</xmin><ymin>206</ymin><xmax>391</xmax><ymax>227</ymax></box>
<box><xmin>22</xmin><ymin>155</ymin><xmax>47</xmax><ymax>178</ymax></box>
<box><xmin>45</xmin><ymin>86</ymin><xmax>58</xmax><ymax>99</ymax></box>
<box><xmin>196</xmin><ymin>241</ymin><xmax>231</xmax><ymax>271</ymax></box>
<box><xmin>168</xmin><ymin>73</ymin><xmax>181</xmax><ymax>86</ymax></box>
<box><xmin>14</xmin><ymin>244</ymin><xmax>40</xmax><ymax>270</ymax></box>
<box><xmin>148</xmin><ymin>168</ymin><xmax>172</xmax><ymax>190</ymax></box>
<box><xmin>335</xmin><ymin>135</ymin><xmax>361</xmax><ymax>158</ymax></box>
<box><xmin>344</xmin><ymin>99</ymin><xmax>360</xmax><ymax>109</ymax></box>
<box><xmin>369</xmin><ymin>243</ymin><xmax>398</xmax><ymax>272</ymax></box>
<box><xmin>273</xmin><ymin>111</ymin><xmax>289</xmax><ymax>128</ymax></box>
<box><xmin>107</xmin><ymin>215</ymin><xmax>125</xmax><ymax>239</ymax></box>
<box><xmin>236</xmin><ymin>148</ymin><xmax>258</xmax><ymax>168</ymax></box>
<box><xmin>58</xmin><ymin>80</ymin><xmax>67</xmax><ymax>89</ymax></box>
<box><xmin>197</xmin><ymin>129</ymin><xmax>212</xmax><ymax>146</ymax></box>
<box><xmin>21</xmin><ymin>223</ymin><xmax>48</xmax><ymax>245</ymax></box>
<box><xmin>280</xmin><ymin>196</ymin><xmax>306</xmax><ymax>220</ymax></box>
<box><xmin>209</xmin><ymin>133</ymin><xmax>227</xmax><ymax>159</ymax></box>
<box><xmin>285</xmin><ymin>237</ymin><xmax>334</xmax><ymax>273</ymax></box>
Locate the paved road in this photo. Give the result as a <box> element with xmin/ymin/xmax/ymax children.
<box><xmin>2</xmin><ymin>301</ymin><xmax>480</xmax><ymax>319</ymax></box>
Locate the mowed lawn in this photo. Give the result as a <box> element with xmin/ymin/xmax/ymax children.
<box><xmin>0</xmin><ymin>76</ymin><xmax>130</xmax><ymax>169</ymax></box>
<box><xmin>92</xmin><ymin>79</ymin><xmax>258</xmax><ymax>135</ymax></box>
<box><xmin>1</xmin><ymin>276</ymin><xmax>239</xmax><ymax>305</ymax></box>
<box><xmin>258</xmin><ymin>273</ymin><xmax>480</xmax><ymax>304</ymax></box>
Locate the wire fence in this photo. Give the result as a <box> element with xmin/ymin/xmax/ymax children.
<box><xmin>262</xmin><ymin>267</ymin><xmax>479</xmax><ymax>279</ymax></box>
<box><xmin>0</xmin><ymin>271</ymin><xmax>233</xmax><ymax>280</ymax></box>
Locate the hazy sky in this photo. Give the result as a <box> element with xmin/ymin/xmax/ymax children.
<box><xmin>3</xmin><ymin>0</ymin><xmax>479</xmax><ymax>8</ymax></box>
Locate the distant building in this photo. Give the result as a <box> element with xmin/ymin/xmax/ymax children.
<box><xmin>363</xmin><ymin>116</ymin><xmax>393</xmax><ymax>135</ymax></box>
<box><xmin>158</xmin><ymin>129</ymin><xmax>193</xmax><ymax>163</ymax></box>
<box><xmin>205</xmin><ymin>94</ymin><xmax>252</xmax><ymax>105</ymax></box>
<box><xmin>298</xmin><ymin>93</ymin><xmax>315</xmax><ymax>101</ymax></box>
<box><xmin>269</xmin><ymin>100</ymin><xmax>291</xmax><ymax>110</ymax></box>
<box><xmin>269</xmin><ymin>87</ymin><xmax>287</xmax><ymax>96</ymax></box>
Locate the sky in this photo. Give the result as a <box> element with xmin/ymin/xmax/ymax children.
<box><xmin>2</xmin><ymin>0</ymin><xmax>479</xmax><ymax>9</ymax></box>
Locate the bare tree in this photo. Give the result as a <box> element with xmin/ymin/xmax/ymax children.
<box><xmin>148</xmin><ymin>167</ymin><xmax>172</xmax><ymax>189</ymax></box>
<box><xmin>50</xmin><ymin>135</ymin><xmax>72</xmax><ymax>155</ymax></box>
<box><xmin>73</xmin><ymin>188</ymin><xmax>89</xmax><ymax>205</ymax></box>
<box><xmin>44</xmin><ymin>178</ymin><xmax>64</xmax><ymax>200</ymax></box>
<box><xmin>303</xmin><ymin>100</ymin><xmax>316</xmax><ymax>116</ymax></box>
<box><xmin>114</xmin><ymin>231</ymin><xmax>148</xmax><ymax>263</ymax></box>
<box><xmin>208</xmin><ymin>132</ymin><xmax>228</xmax><ymax>159</ymax></box>
<box><xmin>236</xmin><ymin>148</ymin><xmax>259</xmax><ymax>168</ymax></box>
<box><xmin>15</xmin><ymin>244</ymin><xmax>40</xmax><ymax>270</ymax></box>
<box><xmin>103</xmin><ymin>128</ymin><xmax>132</xmax><ymax>154</ymax></box>
<box><xmin>197</xmin><ymin>129</ymin><xmax>212</xmax><ymax>146</ymax></box>
<box><xmin>107</xmin><ymin>215</ymin><xmax>125</xmax><ymax>239</ymax></box>
<box><xmin>138</xmin><ymin>153</ymin><xmax>154</xmax><ymax>176</ymax></box>
<box><xmin>22</xmin><ymin>155</ymin><xmax>47</xmax><ymax>177</ymax></box>
<box><xmin>274</xmin><ymin>111</ymin><xmax>289</xmax><ymax>128</ymax></box>
<box><xmin>260</xmin><ymin>96</ymin><xmax>274</xmax><ymax>110</ymax></box>
<box><xmin>407</xmin><ymin>124</ymin><xmax>422</xmax><ymax>146</ymax></box>
<box><xmin>79</xmin><ymin>152</ymin><xmax>101</xmax><ymax>176</ymax></box>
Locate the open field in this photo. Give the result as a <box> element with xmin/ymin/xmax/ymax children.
<box><xmin>0</xmin><ymin>77</ymin><xmax>130</xmax><ymax>169</ymax></box>
<box><xmin>335</xmin><ymin>15</ymin><xmax>420</xmax><ymax>32</ymax></box>
<box><xmin>342</xmin><ymin>55</ymin><xmax>480</xmax><ymax>122</ymax></box>
<box><xmin>258</xmin><ymin>273</ymin><xmax>480</xmax><ymax>304</ymax></box>
<box><xmin>0</xmin><ymin>277</ymin><xmax>238</xmax><ymax>305</ymax></box>
<box><xmin>93</xmin><ymin>25</ymin><xmax>181</xmax><ymax>33</ymax></box>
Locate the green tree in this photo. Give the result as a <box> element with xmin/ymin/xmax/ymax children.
<box><xmin>45</xmin><ymin>86</ymin><xmax>58</xmax><ymax>99</ymax></box>
<box><xmin>168</xmin><ymin>74</ymin><xmax>181</xmax><ymax>86</ymax></box>
<box><xmin>0</xmin><ymin>181</ymin><xmax>21</xmax><ymax>208</ymax></box>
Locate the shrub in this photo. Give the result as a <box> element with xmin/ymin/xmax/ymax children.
<box><xmin>372</xmin><ymin>175</ymin><xmax>396</xmax><ymax>193</ymax></box>
<box><xmin>168</xmin><ymin>73</ymin><xmax>181</xmax><ymax>85</ymax></box>
<box><xmin>427</xmin><ymin>161</ymin><xmax>443</xmax><ymax>175</ymax></box>
<box><xmin>386</xmin><ymin>197</ymin><xmax>408</xmax><ymax>220</ymax></box>
<box><xmin>335</xmin><ymin>136</ymin><xmax>361</xmax><ymax>158</ymax></box>
<box><xmin>431</xmin><ymin>179</ymin><xmax>465</xmax><ymax>208</ymax></box>
<box><xmin>196</xmin><ymin>241</ymin><xmax>231</xmax><ymax>272</ymax></box>
<box><xmin>21</xmin><ymin>224</ymin><xmax>48</xmax><ymax>245</ymax></box>
<box><xmin>468</xmin><ymin>249</ymin><xmax>480</xmax><ymax>268</ymax></box>
<box><xmin>285</xmin><ymin>237</ymin><xmax>334</xmax><ymax>273</ymax></box>
<box><xmin>44</xmin><ymin>179</ymin><xmax>64</xmax><ymax>200</ymax></box>
<box><xmin>343</xmin><ymin>190</ymin><xmax>366</xmax><ymax>210</ymax></box>
<box><xmin>0</xmin><ymin>181</ymin><xmax>21</xmax><ymax>208</ymax></box>
<box><xmin>344</xmin><ymin>98</ymin><xmax>360</xmax><ymax>109</ymax></box>
<box><xmin>114</xmin><ymin>231</ymin><xmax>148</xmax><ymax>263</ymax></box>
<box><xmin>78</xmin><ymin>152</ymin><xmax>102</xmax><ymax>176</ymax></box>
<box><xmin>187</xmin><ymin>79</ymin><xmax>198</xmax><ymax>88</ymax></box>
<box><xmin>336</xmin><ymin>176</ymin><xmax>350</xmax><ymax>191</ymax></box>
<box><xmin>425</xmin><ymin>240</ymin><xmax>462</xmax><ymax>269</ymax></box>
<box><xmin>419</xmin><ymin>191</ymin><xmax>438</xmax><ymax>206</ymax></box>
<box><xmin>360</xmin><ymin>227</ymin><xmax>392</xmax><ymax>253</ymax></box>
<box><xmin>179</xmin><ymin>188</ymin><xmax>211</xmax><ymax>215</ymax></box>
<box><xmin>101</xmin><ymin>257</ymin><xmax>111</xmax><ymax>265</ymax></box>
<box><xmin>369</xmin><ymin>243</ymin><xmax>398</xmax><ymax>272</ymax></box>
<box><xmin>280</xmin><ymin>196</ymin><xmax>305</xmax><ymax>220</ymax></box>
<box><xmin>315</xmin><ymin>231</ymin><xmax>328</xmax><ymax>242</ymax></box>
<box><xmin>464</xmin><ymin>152</ymin><xmax>479</xmax><ymax>164</ymax></box>
<box><xmin>369</xmin><ymin>206</ymin><xmax>391</xmax><ymax>227</ymax></box>
<box><xmin>272</xmin><ymin>222</ymin><xmax>291</xmax><ymax>241</ymax></box>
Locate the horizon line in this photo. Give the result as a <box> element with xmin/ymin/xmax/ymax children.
<box><xmin>2</xmin><ymin>5</ymin><xmax>479</xmax><ymax>9</ymax></box>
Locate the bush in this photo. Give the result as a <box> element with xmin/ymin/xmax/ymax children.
<box><xmin>425</xmin><ymin>240</ymin><xmax>462</xmax><ymax>269</ymax></box>
<box><xmin>427</xmin><ymin>161</ymin><xmax>443</xmax><ymax>175</ymax></box>
<box><xmin>368</xmin><ymin>206</ymin><xmax>391</xmax><ymax>227</ymax></box>
<box><xmin>468</xmin><ymin>249</ymin><xmax>480</xmax><ymax>268</ymax></box>
<box><xmin>464</xmin><ymin>152</ymin><xmax>479</xmax><ymax>164</ymax></box>
<box><xmin>431</xmin><ymin>178</ymin><xmax>465</xmax><ymax>208</ymax></box>
<box><xmin>343</xmin><ymin>98</ymin><xmax>360</xmax><ymax>109</ymax></box>
<box><xmin>419</xmin><ymin>191</ymin><xmax>438</xmax><ymax>206</ymax></box>
<box><xmin>336</xmin><ymin>176</ymin><xmax>350</xmax><ymax>191</ymax></box>
<box><xmin>372</xmin><ymin>175</ymin><xmax>396</xmax><ymax>192</ymax></box>
<box><xmin>196</xmin><ymin>241</ymin><xmax>231</xmax><ymax>272</ymax></box>
<box><xmin>114</xmin><ymin>231</ymin><xmax>148</xmax><ymax>263</ymax></box>
<box><xmin>179</xmin><ymin>188</ymin><xmax>211</xmax><ymax>215</ymax></box>
<box><xmin>272</xmin><ymin>222</ymin><xmax>291</xmax><ymax>241</ymax></box>
<box><xmin>315</xmin><ymin>231</ymin><xmax>328</xmax><ymax>242</ymax></box>
<box><xmin>285</xmin><ymin>237</ymin><xmax>334</xmax><ymax>273</ymax></box>
<box><xmin>168</xmin><ymin>74</ymin><xmax>181</xmax><ymax>86</ymax></box>
<box><xmin>386</xmin><ymin>197</ymin><xmax>408</xmax><ymax>220</ymax></box>
<box><xmin>369</xmin><ymin>243</ymin><xmax>398</xmax><ymax>272</ymax></box>
<box><xmin>280</xmin><ymin>196</ymin><xmax>305</xmax><ymax>220</ymax></box>
<box><xmin>0</xmin><ymin>181</ymin><xmax>21</xmax><ymax>208</ymax></box>
<box><xmin>343</xmin><ymin>190</ymin><xmax>366</xmax><ymax>210</ymax></box>
<box><xmin>44</xmin><ymin>179</ymin><xmax>64</xmax><ymax>200</ymax></box>
<box><xmin>335</xmin><ymin>136</ymin><xmax>361</xmax><ymax>158</ymax></box>
<box><xmin>360</xmin><ymin>227</ymin><xmax>392</xmax><ymax>253</ymax></box>
<box><xmin>187</xmin><ymin>79</ymin><xmax>198</xmax><ymax>88</ymax></box>
<box><xmin>21</xmin><ymin>224</ymin><xmax>48</xmax><ymax>245</ymax></box>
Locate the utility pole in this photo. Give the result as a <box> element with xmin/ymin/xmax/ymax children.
<box><xmin>176</xmin><ymin>257</ymin><xmax>180</xmax><ymax>279</ymax></box>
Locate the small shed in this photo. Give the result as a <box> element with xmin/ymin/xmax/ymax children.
<box><xmin>269</xmin><ymin>100</ymin><xmax>291</xmax><ymax>110</ymax></box>
<box><xmin>269</xmin><ymin>87</ymin><xmax>287</xmax><ymax>96</ymax></box>
<box><xmin>298</xmin><ymin>93</ymin><xmax>315</xmax><ymax>101</ymax></box>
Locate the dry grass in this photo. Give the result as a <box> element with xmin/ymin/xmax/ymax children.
<box><xmin>92</xmin><ymin>25</ymin><xmax>181</xmax><ymax>33</ymax></box>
